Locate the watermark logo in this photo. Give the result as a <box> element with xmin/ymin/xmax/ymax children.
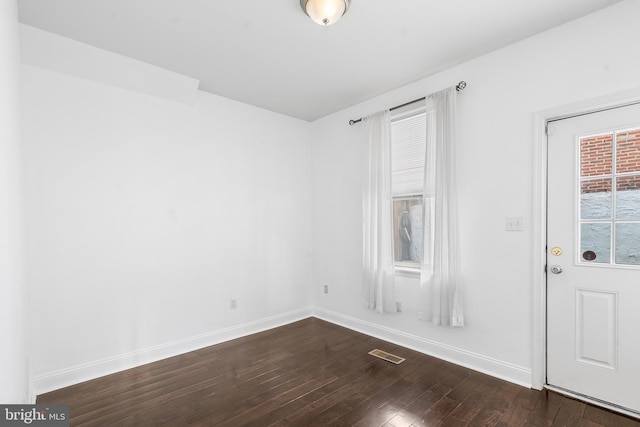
<box><xmin>0</xmin><ymin>405</ymin><xmax>69</xmax><ymax>426</ymax></box>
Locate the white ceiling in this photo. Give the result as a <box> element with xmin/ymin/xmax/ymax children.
<box><xmin>18</xmin><ymin>0</ymin><xmax>622</xmax><ymax>121</ymax></box>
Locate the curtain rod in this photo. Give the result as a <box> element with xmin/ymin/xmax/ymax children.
<box><xmin>348</xmin><ymin>81</ymin><xmax>467</xmax><ymax>126</ymax></box>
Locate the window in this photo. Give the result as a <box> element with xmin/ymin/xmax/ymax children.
<box><xmin>391</xmin><ymin>108</ymin><xmax>426</xmax><ymax>268</ymax></box>
<box><xmin>579</xmin><ymin>128</ymin><xmax>640</xmax><ymax>265</ymax></box>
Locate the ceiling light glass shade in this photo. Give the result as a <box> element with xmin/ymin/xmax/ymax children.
<box><xmin>300</xmin><ymin>0</ymin><xmax>351</xmax><ymax>26</ymax></box>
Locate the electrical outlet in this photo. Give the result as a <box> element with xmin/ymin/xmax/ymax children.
<box><xmin>230</xmin><ymin>299</ymin><xmax>237</xmax><ymax>309</ymax></box>
<box><xmin>396</xmin><ymin>301</ymin><xmax>402</xmax><ymax>312</ymax></box>
<box><xmin>323</xmin><ymin>284</ymin><xmax>329</xmax><ymax>294</ymax></box>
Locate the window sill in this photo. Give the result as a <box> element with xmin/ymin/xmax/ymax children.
<box><xmin>394</xmin><ymin>264</ymin><xmax>420</xmax><ymax>278</ymax></box>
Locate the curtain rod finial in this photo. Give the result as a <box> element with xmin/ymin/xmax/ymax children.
<box><xmin>456</xmin><ymin>81</ymin><xmax>467</xmax><ymax>91</ymax></box>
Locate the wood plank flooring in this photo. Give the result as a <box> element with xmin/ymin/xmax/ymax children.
<box><xmin>37</xmin><ymin>318</ymin><xmax>639</xmax><ymax>426</ymax></box>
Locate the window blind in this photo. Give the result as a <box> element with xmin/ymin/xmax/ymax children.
<box><xmin>391</xmin><ymin>111</ymin><xmax>426</xmax><ymax>197</ymax></box>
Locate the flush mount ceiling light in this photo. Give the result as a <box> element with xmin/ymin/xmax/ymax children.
<box><xmin>300</xmin><ymin>0</ymin><xmax>351</xmax><ymax>26</ymax></box>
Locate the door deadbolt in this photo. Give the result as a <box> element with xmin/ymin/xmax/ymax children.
<box><xmin>550</xmin><ymin>265</ymin><xmax>563</xmax><ymax>274</ymax></box>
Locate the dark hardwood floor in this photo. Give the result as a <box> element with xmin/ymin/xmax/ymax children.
<box><xmin>37</xmin><ymin>318</ymin><xmax>639</xmax><ymax>426</ymax></box>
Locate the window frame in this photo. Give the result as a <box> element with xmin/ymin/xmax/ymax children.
<box><xmin>390</xmin><ymin>105</ymin><xmax>427</xmax><ymax>276</ymax></box>
<box><xmin>578</xmin><ymin>127</ymin><xmax>640</xmax><ymax>267</ymax></box>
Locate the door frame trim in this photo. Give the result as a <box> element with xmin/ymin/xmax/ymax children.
<box><xmin>532</xmin><ymin>88</ymin><xmax>640</xmax><ymax>390</ymax></box>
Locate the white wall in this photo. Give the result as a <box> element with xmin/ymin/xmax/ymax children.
<box><xmin>0</xmin><ymin>0</ymin><xmax>28</xmax><ymax>403</ymax></box>
<box><xmin>21</xmin><ymin>0</ymin><xmax>640</xmax><ymax>397</ymax></box>
<box><xmin>22</xmin><ymin>29</ymin><xmax>313</xmax><ymax>393</ymax></box>
<box><xmin>310</xmin><ymin>0</ymin><xmax>640</xmax><ymax>386</ymax></box>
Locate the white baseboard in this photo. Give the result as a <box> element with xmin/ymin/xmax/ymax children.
<box><xmin>33</xmin><ymin>306</ymin><xmax>532</xmax><ymax>397</ymax></box>
<box><xmin>32</xmin><ymin>308</ymin><xmax>313</xmax><ymax>397</ymax></box>
<box><xmin>313</xmin><ymin>308</ymin><xmax>532</xmax><ymax>388</ymax></box>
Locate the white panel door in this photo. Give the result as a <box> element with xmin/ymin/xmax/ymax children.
<box><xmin>547</xmin><ymin>103</ymin><xmax>640</xmax><ymax>415</ymax></box>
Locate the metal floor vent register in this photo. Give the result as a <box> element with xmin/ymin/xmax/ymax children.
<box><xmin>368</xmin><ymin>349</ymin><xmax>405</xmax><ymax>365</ymax></box>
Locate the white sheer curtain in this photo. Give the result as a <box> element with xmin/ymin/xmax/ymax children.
<box><xmin>420</xmin><ymin>87</ymin><xmax>464</xmax><ymax>327</ymax></box>
<box><xmin>362</xmin><ymin>111</ymin><xmax>397</xmax><ymax>314</ymax></box>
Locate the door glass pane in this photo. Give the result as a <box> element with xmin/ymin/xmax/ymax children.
<box><xmin>581</xmin><ymin>178</ymin><xmax>612</xmax><ymax>220</ymax></box>
<box><xmin>615</xmin><ymin>129</ymin><xmax>640</xmax><ymax>174</ymax></box>
<box><xmin>580</xmin><ymin>223</ymin><xmax>611</xmax><ymax>264</ymax></box>
<box><xmin>616</xmin><ymin>175</ymin><xmax>640</xmax><ymax>219</ymax></box>
<box><xmin>615</xmin><ymin>223</ymin><xmax>640</xmax><ymax>265</ymax></box>
<box><xmin>580</xmin><ymin>134</ymin><xmax>612</xmax><ymax>177</ymax></box>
